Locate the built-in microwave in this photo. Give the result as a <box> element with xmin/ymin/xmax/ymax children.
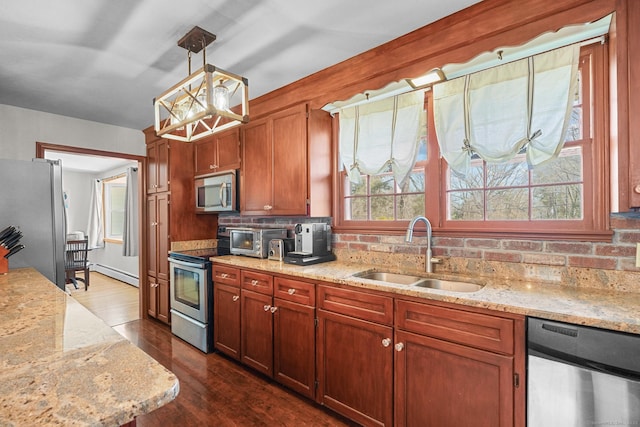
<box><xmin>195</xmin><ymin>170</ymin><xmax>237</xmax><ymax>213</ymax></box>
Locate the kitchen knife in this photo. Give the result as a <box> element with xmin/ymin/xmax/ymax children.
<box><xmin>1</xmin><ymin>232</ymin><xmax>22</xmax><ymax>249</ymax></box>
<box><xmin>0</xmin><ymin>226</ymin><xmax>16</xmax><ymax>242</ymax></box>
<box><xmin>4</xmin><ymin>244</ymin><xmax>24</xmax><ymax>258</ymax></box>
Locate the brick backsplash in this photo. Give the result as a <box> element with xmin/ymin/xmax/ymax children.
<box><xmin>219</xmin><ymin>213</ymin><xmax>640</xmax><ymax>289</ymax></box>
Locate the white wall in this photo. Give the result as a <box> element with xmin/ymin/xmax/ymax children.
<box><xmin>0</xmin><ymin>104</ymin><xmax>145</xmax><ymax>160</ymax></box>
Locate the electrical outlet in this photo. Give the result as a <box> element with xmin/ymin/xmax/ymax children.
<box><xmin>636</xmin><ymin>243</ymin><xmax>640</xmax><ymax>268</ymax></box>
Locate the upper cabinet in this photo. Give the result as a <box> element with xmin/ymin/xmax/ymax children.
<box><xmin>194</xmin><ymin>128</ymin><xmax>241</xmax><ymax>177</ymax></box>
<box><xmin>146</xmin><ymin>137</ymin><xmax>169</xmax><ymax>193</ymax></box>
<box><xmin>241</xmin><ymin>103</ymin><xmax>332</xmax><ymax>216</ymax></box>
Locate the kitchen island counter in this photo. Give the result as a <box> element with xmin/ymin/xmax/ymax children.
<box><xmin>212</xmin><ymin>256</ymin><xmax>640</xmax><ymax>335</ymax></box>
<box><xmin>0</xmin><ymin>268</ymin><xmax>179</xmax><ymax>426</ymax></box>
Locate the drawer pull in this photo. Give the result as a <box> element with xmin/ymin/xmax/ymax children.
<box><xmin>263</xmin><ymin>304</ymin><xmax>271</xmax><ymax>312</ymax></box>
<box><xmin>382</xmin><ymin>338</ymin><xmax>392</xmax><ymax>347</ymax></box>
<box><xmin>270</xmin><ymin>306</ymin><xmax>278</xmax><ymax>313</ymax></box>
<box><xmin>395</xmin><ymin>342</ymin><xmax>405</xmax><ymax>352</ymax></box>
<box><xmin>220</xmin><ymin>273</ymin><xmax>228</xmax><ymax>279</ymax></box>
<box><xmin>287</xmin><ymin>288</ymin><xmax>296</xmax><ymax>295</ymax></box>
<box><xmin>232</xmin><ymin>295</ymin><xmax>239</xmax><ymax>302</ymax></box>
<box><xmin>251</xmin><ymin>279</ymin><xmax>259</xmax><ymax>286</ymax></box>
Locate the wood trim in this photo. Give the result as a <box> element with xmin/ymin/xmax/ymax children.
<box><xmin>35</xmin><ymin>141</ymin><xmax>147</xmax><ymax>320</ymax></box>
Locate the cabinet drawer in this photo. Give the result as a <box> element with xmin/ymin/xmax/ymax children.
<box><xmin>395</xmin><ymin>299</ymin><xmax>514</xmax><ymax>355</ymax></box>
<box><xmin>212</xmin><ymin>265</ymin><xmax>240</xmax><ymax>287</ymax></box>
<box><xmin>274</xmin><ymin>277</ymin><xmax>315</xmax><ymax>306</ymax></box>
<box><xmin>317</xmin><ymin>285</ymin><xmax>393</xmax><ymax>326</ymax></box>
<box><xmin>241</xmin><ymin>270</ymin><xmax>273</xmax><ymax>295</ymax></box>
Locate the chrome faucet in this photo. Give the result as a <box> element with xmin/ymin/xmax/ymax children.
<box><xmin>405</xmin><ymin>216</ymin><xmax>439</xmax><ymax>273</ymax></box>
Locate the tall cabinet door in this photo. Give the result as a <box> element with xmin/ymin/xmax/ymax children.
<box><xmin>241</xmin><ymin>119</ymin><xmax>273</xmax><ymax>214</ymax></box>
<box><xmin>156</xmin><ymin>192</ymin><xmax>170</xmax><ymax>282</ymax></box>
<box><xmin>271</xmin><ymin>104</ymin><xmax>307</xmax><ymax>215</ymax></box>
<box><xmin>213</xmin><ymin>283</ymin><xmax>241</xmax><ymax>360</ymax></box>
<box><xmin>146</xmin><ymin>194</ymin><xmax>158</xmax><ymax>278</ymax></box>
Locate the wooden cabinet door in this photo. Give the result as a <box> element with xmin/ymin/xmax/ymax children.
<box><xmin>157</xmin><ymin>277</ymin><xmax>170</xmax><ymax>324</ymax></box>
<box><xmin>317</xmin><ymin>309</ymin><xmax>393</xmax><ymax>427</ymax></box>
<box><xmin>194</xmin><ymin>137</ymin><xmax>218</xmax><ymax>177</ymax></box>
<box><xmin>147</xmin><ymin>275</ymin><xmax>158</xmax><ymax>319</ymax></box>
<box><xmin>146</xmin><ymin>194</ymin><xmax>158</xmax><ymax>278</ymax></box>
<box><xmin>273</xmin><ymin>298</ymin><xmax>315</xmax><ymax>399</ymax></box>
<box><xmin>241</xmin><ymin>119</ymin><xmax>273</xmax><ymax>214</ymax></box>
<box><xmin>271</xmin><ymin>104</ymin><xmax>307</xmax><ymax>215</ymax></box>
<box><xmin>216</xmin><ymin>128</ymin><xmax>241</xmax><ymax>171</ymax></box>
<box><xmin>156</xmin><ymin>192</ymin><xmax>170</xmax><ymax>282</ymax></box>
<box><xmin>394</xmin><ymin>329</ymin><xmax>514</xmax><ymax>427</ymax></box>
<box><xmin>147</xmin><ymin>141</ymin><xmax>159</xmax><ymax>194</ymax></box>
<box><xmin>241</xmin><ymin>289</ymin><xmax>274</xmax><ymax>376</ymax></box>
<box><xmin>213</xmin><ymin>282</ymin><xmax>241</xmax><ymax>360</ymax></box>
<box><xmin>156</xmin><ymin>139</ymin><xmax>170</xmax><ymax>192</ymax></box>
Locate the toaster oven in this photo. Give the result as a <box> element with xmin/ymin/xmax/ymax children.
<box><xmin>229</xmin><ymin>228</ymin><xmax>288</xmax><ymax>258</ymax></box>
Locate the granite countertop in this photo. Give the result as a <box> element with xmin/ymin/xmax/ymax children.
<box><xmin>212</xmin><ymin>256</ymin><xmax>640</xmax><ymax>335</ymax></box>
<box><xmin>0</xmin><ymin>268</ymin><xmax>179</xmax><ymax>426</ymax></box>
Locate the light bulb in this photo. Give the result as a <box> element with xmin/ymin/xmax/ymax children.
<box><xmin>213</xmin><ymin>80</ymin><xmax>229</xmax><ymax>111</ymax></box>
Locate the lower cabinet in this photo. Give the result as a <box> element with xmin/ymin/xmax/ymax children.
<box><xmin>317</xmin><ymin>309</ymin><xmax>394</xmax><ymax>427</ymax></box>
<box><xmin>213</xmin><ymin>264</ymin><xmax>525</xmax><ymax>427</ymax></box>
<box><xmin>147</xmin><ymin>276</ymin><xmax>169</xmax><ymax>324</ymax></box>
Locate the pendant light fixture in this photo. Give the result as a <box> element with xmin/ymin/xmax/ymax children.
<box><xmin>154</xmin><ymin>26</ymin><xmax>249</xmax><ymax>142</ymax></box>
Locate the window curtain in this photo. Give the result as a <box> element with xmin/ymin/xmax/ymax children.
<box><xmin>339</xmin><ymin>90</ymin><xmax>425</xmax><ymax>186</ymax></box>
<box><xmin>433</xmin><ymin>44</ymin><xmax>580</xmax><ymax>175</ymax></box>
<box><xmin>122</xmin><ymin>167</ymin><xmax>138</xmax><ymax>257</ymax></box>
<box><xmin>86</xmin><ymin>179</ymin><xmax>104</xmax><ymax>250</ymax></box>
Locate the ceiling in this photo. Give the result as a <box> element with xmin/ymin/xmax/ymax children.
<box><xmin>0</xmin><ymin>0</ymin><xmax>481</xmax><ymax>131</ymax></box>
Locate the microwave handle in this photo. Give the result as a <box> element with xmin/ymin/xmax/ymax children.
<box><xmin>220</xmin><ymin>183</ymin><xmax>228</xmax><ymax>208</ymax></box>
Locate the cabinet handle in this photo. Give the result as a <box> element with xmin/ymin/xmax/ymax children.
<box><xmin>150</xmin><ymin>283</ymin><xmax>158</xmax><ymax>288</ymax></box>
<box><xmin>635</xmin><ymin>184</ymin><xmax>640</xmax><ymax>194</ymax></box>
<box><xmin>270</xmin><ymin>306</ymin><xmax>278</xmax><ymax>313</ymax></box>
<box><xmin>381</xmin><ymin>338</ymin><xmax>392</xmax><ymax>347</ymax></box>
<box><xmin>263</xmin><ymin>304</ymin><xmax>271</xmax><ymax>312</ymax></box>
<box><xmin>251</xmin><ymin>279</ymin><xmax>259</xmax><ymax>286</ymax></box>
<box><xmin>151</xmin><ymin>222</ymin><xmax>158</xmax><ymax>226</ymax></box>
<box><xmin>287</xmin><ymin>288</ymin><xmax>296</xmax><ymax>295</ymax></box>
<box><xmin>263</xmin><ymin>205</ymin><xmax>273</xmax><ymax>210</ymax></box>
<box><xmin>232</xmin><ymin>295</ymin><xmax>239</xmax><ymax>302</ymax></box>
<box><xmin>220</xmin><ymin>273</ymin><xmax>228</xmax><ymax>279</ymax></box>
<box><xmin>395</xmin><ymin>343</ymin><xmax>405</xmax><ymax>352</ymax></box>
<box><xmin>209</xmin><ymin>164</ymin><xmax>218</xmax><ymax>169</ymax></box>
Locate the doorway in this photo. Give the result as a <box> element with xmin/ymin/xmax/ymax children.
<box><xmin>36</xmin><ymin>142</ymin><xmax>146</xmax><ymax>321</ymax></box>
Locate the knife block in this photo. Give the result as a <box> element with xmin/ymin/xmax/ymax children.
<box><xmin>0</xmin><ymin>246</ymin><xmax>7</xmax><ymax>274</ymax></box>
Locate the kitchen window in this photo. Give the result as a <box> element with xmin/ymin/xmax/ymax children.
<box><xmin>103</xmin><ymin>175</ymin><xmax>126</xmax><ymax>243</ymax></box>
<box><xmin>336</xmin><ymin>42</ymin><xmax>609</xmax><ymax>240</ymax></box>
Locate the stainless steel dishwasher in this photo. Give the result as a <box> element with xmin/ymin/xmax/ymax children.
<box><xmin>527</xmin><ymin>317</ymin><xmax>640</xmax><ymax>427</ymax></box>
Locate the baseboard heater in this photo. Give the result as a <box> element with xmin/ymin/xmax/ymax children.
<box><xmin>90</xmin><ymin>264</ymin><xmax>139</xmax><ymax>287</ymax></box>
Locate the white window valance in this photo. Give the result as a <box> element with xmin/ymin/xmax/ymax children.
<box><xmin>433</xmin><ymin>44</ymin><xmax>580</xmax><ymax>175</ymax></box>
<box><xmin>339</xmin><ymin>90</ymin><xmax>426</xmax><ymax>186</ymax></box>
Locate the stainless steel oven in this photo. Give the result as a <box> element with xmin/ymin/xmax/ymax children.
<box><xmin>527</xmin><ymin>317</ymin><xmax>640</xmax><ymax>427</ymax></box>
<box><xmin>168</xmin><ymin>249</ymin><xmax>217</xmax><ymax>353</ymax></box>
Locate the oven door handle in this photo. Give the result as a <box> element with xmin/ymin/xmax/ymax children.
<box><xmin>168</xmin><ymin>258</ymin><xmax>205</xmax><ymax>269</ymax></box>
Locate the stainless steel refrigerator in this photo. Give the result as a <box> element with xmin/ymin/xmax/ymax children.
<box><xmin>0</xmin><ymin>158</ymin><xmax>66</xmax><ymax>289</ymax></box>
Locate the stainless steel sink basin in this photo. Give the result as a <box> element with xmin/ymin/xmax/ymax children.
<box><xmin>352</xmin><ymin>271</ymin><xmax>484</xmax><ymax>292</ymax></box>
<box><xmin>353</xmin><ymin>271</ymin><xmax>424</xmax><ymax>285</ymax></box>
<box><xmin>413</xmin><ymin>278</ymin><xmax>483</xmax><ymax>292</ymax></box>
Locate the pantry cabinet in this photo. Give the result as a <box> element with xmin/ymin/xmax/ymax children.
<box><xmin>194</xmin><ymin>128</ymin><xmax>241</xmax><ymax>177</ymax></box>
<box><xmin>240</xmin><ymin>103</ymin><xmax>332</xmax><ymax>216</ymax></box>
<box><xmin>143</xmin><ymin>127</ymin><xmax>218</xmax><ymax>325</ymax></box>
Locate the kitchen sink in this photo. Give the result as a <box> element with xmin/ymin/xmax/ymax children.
<box><xmin>412</xmin><ymin>278</ymin><xmax>484</xmax><ymax>293</ymax></box>
<box><xmin>352</xmin><ymin>271</ymin><xmax>484</xmax><ymax>292</ymax></box>
<box><xmin>352</xmin><ymin>271</ymin><xmax>424</xmax><ymax>285</ymax></box>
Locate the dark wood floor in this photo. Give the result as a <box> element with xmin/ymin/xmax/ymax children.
<box><xmin>113</xmin><ymin>319</ymin><xmax>358</xmax><ymax>427</ymax></box>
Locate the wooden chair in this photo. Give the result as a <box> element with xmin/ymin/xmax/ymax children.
<box><xmin>65</xmin><ymin>238</ymin><xmax>90</xmax><ymax>291</ymax></box>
